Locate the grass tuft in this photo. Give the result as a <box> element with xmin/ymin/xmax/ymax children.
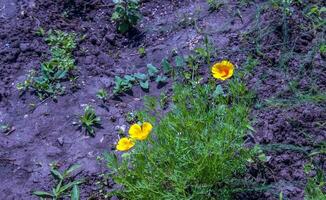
<box><xmin>105</xmin><ymin>75</ymin><xmax>256</xmax><ymax>199</ymax></box>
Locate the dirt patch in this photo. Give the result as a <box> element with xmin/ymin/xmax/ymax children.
<box><xmin>0</xmin><ymin>0</ymin><xmax>325</xmax><ymax>199</ymax></box>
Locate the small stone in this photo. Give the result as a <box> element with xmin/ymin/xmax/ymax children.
<box><xmin>57</xmin><ymin>136</ymin><xmax>64</xmax><ymax>146</ymax></box>
<box><xmin>115</xmin><ymin>102</ymin><xmax>127</xmax><ymax>108</ymax></box>
<box><xmin>19</xmin><ymin>43</ymin><xmax>32</xmax><ymax>52</ymax></box>
<box><xmin>105</xmin><ymin>33</ymin><xmax>116</xmax><ymax>45</ymax></box>
<box><xmin>115</xmin><ymin>125</ymin><xmax>126</xmax><ymax>133</ymax></box>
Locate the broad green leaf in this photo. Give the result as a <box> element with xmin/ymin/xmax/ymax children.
<box><xmin>195</xmin><ymin>47</ymin><xmax>208</xmax><ymax>57</ymax></box>
<box><xmin>320</xmin><ymin>7</ymin><xmax>326</xmax><ymax>12</ymax></box>
<box><xmin>133</xmin><ymin>73</ymin><xmax>147</xmax><ymax>80</ymax></box>
<box><xmin>115</xmin><ymin>76</ymin><xmax>123</xmax><ymax>83</ymax></box>
<box><xmin>147</xmin><ymin>64</ymin><xmax>159</xmax><ymax>77</ymax></box>
<box><xmin>213</xmin><ymin>85</ymin><xmax>224</xmax><ymax>97</ymax></box>
<box><xmin>155</xmin><ymin>75</ymin><xmax>168</xmax><ymax>83</ymax></box>
<box><xmin>175</xmin><ymin>56</ymin><xmax>184</xmax><ymax>67</ymax></box>
<box><xmin>54</xmin><ymin>70</ymin><xmax>67</xmax><ymax>79</ymax></box>
<box><xmin>111</xmin><ymin>12</ymin><xmax>120</xmax><ymax>20</ymax></box>
<box><xmin>161</xmin><ymin>58</ymin><xmax>171</xmax><ymax>74</ymax></box>
<box><xmin>124</xmin><ymin>75</ymin><xmax>136</xmax><ymax>82</ymax></box>
<box><xmin>71</xmin><ymin>185</ymin><xmax>80</xmax><ymax>200</ymax></box>
<box><xmin>118</xmin><ymin>23</ymin><xmax>130</xmax><ymax>33</ymax></box>
<box><xmin>140</xmin><ymin>80</ymin><xmax>149</xmax><ymax>90</ymax></box>
<box><xmin>51</xmin><ymin>169</ymin><xmax>63</xmax><ymax>180</ymax></box>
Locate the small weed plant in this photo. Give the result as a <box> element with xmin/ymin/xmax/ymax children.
<box><xmin>195</xmin><ymin>35</ymin><xmax>215</xmax><ymax>65</ymax></box>
<box><xmin>106</xmin><ymin>64</ymin><xmax>257</xmax><ymax>199</ymax></box>
<box><xmin>33</xmin><ymin>164</ymin><xmax>83</xmax><ymax>200</ymax></box>
<box><xmin>113</xmin><ymin>75</ymin><xmax>135</xmax><ymax>94</ymax></box>
<box><xmin>79</xmin><ymin>105</ymin><xmax>101</xmax><ymax>136</ymax></box>
<box><xmin>17</xmin><ymin>30</ymin><xmax>77</xmax><ymax>99</ymax></box>
<box><xmin>207</xmin><ymin>0</ymin><xmax>224</xmax><ymax>11</ymax></box>
<box><xmin>305</xmin><ymin>5</ymin><xmax>326</xmax><ymax>30</ymax></box>
<box><xmin>138</xmin><ymin>46</ymin><xmax>146</xmax><ymax>57</ymax></box>
<box><xmin>113</xmin><ymin>64</ymin><xmax>168</xmax><ymax>95</ymax></box>
<box><xmin>320</xmin><ymin>43</ymin><xmax>326</xmax><ymax>55</ymax></box>
<box><xmin>305</xmin><ymin>167</ymin><xmax>326</xmax><ymax>200</ymax></box>
<box><xmin>111</xmin><ymin>0</ymin><xmax>141</xmax><ymax>33</ymax></box>
<box><xmin>271</xmin><ymin>0</ymin><xmax>294</xmax><ymax>15</ymax></box>
<box><xmin>304</xmin><ymin>143</ymin><xmax>326</xmax><ymax>200</ymax></box>
<box><xmin>96</xmin><ymin>88</ymin><xmax>108</xmax><ymax>103</ymax></box>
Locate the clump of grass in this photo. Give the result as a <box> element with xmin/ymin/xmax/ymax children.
<box><xmin>79</xmin><ymin>105</ymin><xmax>101</xmax><ymax>136</ymax></box>
<box><xmin>96</xmin><ymin>88</ymin><xmax>108</xmax><ymax>103</ymax></box>
<box><xmin>305</xmin><ymin>168</ymin><xmax>325</xmax><ymax>200</ymax></box>
<box><xmin>207</xmin><ymin>0</ymin><xmax>224</xmax><ymax>11</ymax></box>
<box><xmin>32</xmin><ymin>164</ymin><xmax>83</xmax><ymax>199</ymax></box>
<box><xmin>17</xmin><ymin>30</ymin><xmax>77</xmax><ymax>100</ymax></box>
<box><xmin>105</xmin><ymin>74</ymin><xmax>256</xmax><ymax>199</ymax></box>
<box><xmin>304</xmin><ymin>142</ymin><xmax>326</xmax><ymax>200</ymax></box>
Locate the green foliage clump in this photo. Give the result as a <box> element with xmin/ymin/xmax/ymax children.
<box><xmin>305</xmin><ymin>5</ymin><xmax>326</xmax><ymax>29</ymax></box>
<box><xmin>79</xmin><ymin>105</ymin><xmax>101</xmax><ymax>136</ymax></box>
<box><xmin>304</xmin><ymin>143</ymin><xmax>326</xmax><ymax>200</ymax></box>
<box><xmin>32</xmin><ymin>164</ymin><xmax>83</xmax><ymax>200</ymax></box>
<box><xmin>113</xmin><ymin>64</ymin><xmax>168</xmax><ymax>95</ymax></box>
<box><xmin>207</xmin><ymin>0</ymin><xmax>224</xmax><ymax>11</ymax></box>
<box><xmin>105</xmin><ymin>78</ymin><xmax>256</xmax><ymax>199</ymax></box>
<box><xmin>111</xmin><ymin>0</ymin><xmax>141</xmax><ymax>33</ymax></box>
<box><xmin>0</xmin><ymin>123</ymin><xmax>13</xmax><ymax>135</ymax></box>
<box><xmin>320</xmin><ymin>43</ymin><xmax>326</xmax><ymax>54</ymax></box>
<box><xmin>305</xmin><ymin>168</ymin><xmax>325</xmax><ymax>200</ymax></box>
<box><xmin>17</xmin><ymin>30</ymin><xmax>77</xmax><ymax>99</ymax></box>
<box><xmin>138</xmin><ymin>47</ymin><xmax>146</xmax><ymax>57</ymax></box>
<box><xmin>96</xmin><ymin>88</ymin><xmax>108</xmax><ymax>102</ymax></box>
<box><xmin>271</xmin><ymin>0</ymin><xmax>294</xmax><ymax>15</ymax></box>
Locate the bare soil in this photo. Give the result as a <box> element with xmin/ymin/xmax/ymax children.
<box><xmin>0</xmin><ymin>0</ymin><xmax>325</xmax><ymax>199</ymax></box>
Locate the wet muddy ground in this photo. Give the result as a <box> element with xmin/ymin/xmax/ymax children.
<box><xmin>0</xmin><ymin>0</ymin><xmax>325</xmax><ymax>199</ymax></box>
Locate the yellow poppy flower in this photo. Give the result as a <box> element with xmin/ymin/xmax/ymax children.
<box><xmin>129</xmin><ymin>122</ymin><xmax>153</xmax><ymax>140</ymax></box>
<box><xmin>116</xmin><ymin>137</ymin><xmax>135</xmax><ymax>151</ymax></box>
<box><xmin>211</xmin><ymin>60</ymin><xmax>234</xmax><ymax>80</ymax></box>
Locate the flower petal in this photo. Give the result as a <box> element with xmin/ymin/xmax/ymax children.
<box><xmin>211</xmin><ymin>64</ymin><xmax>220</xmax><ymax>74</ymax></box>
<box><xmin>116</xmin><ymin>137</ymin><xmax>135</xmax><ymax>151</ymax></box>
<box><xmin>222</xmin><ymin>60</ymin><xmax>234</xmax><ymax>70</ymax></box>
<box><xmin>129</xmin><ymin>124</ymin><xmax>142</xmax><ymax>139</ymax></box>
<box><xmin>141</xmin><ymin>122</ymin><xmax>153</xmax><ymax>137</ymax></box>
<box><xmin>211</xmin><ymin>60</ymin><xmax>234</xmax><ymax>81</ymax></box>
